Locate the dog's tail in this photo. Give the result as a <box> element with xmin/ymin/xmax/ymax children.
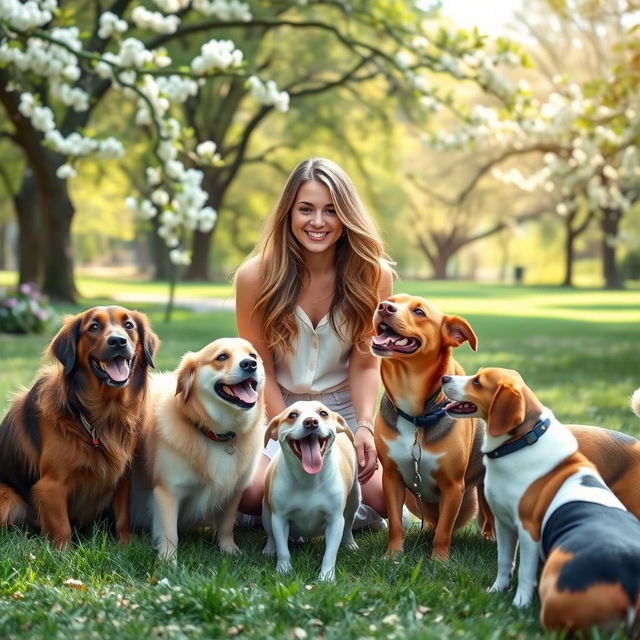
<box><xmin>632</xmin><ymin>387</ymin><xmax>640</xmax><ymax>419</ymax></box>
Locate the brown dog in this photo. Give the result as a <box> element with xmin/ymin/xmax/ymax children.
<box><xmin>371</xmin><ymin>294</ymin><xmax>490</xmax><ymax>559</ymax></box>
<box><xmin>0</xmin><ymin>305</ymin><xmax>158</xmax><ymax>548</ymax></box>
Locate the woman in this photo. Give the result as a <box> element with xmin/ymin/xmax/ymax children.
<box><xmin>235</xmin><ymin>157</ymin><xmax>393</xmax><ymax>527</ymax></box>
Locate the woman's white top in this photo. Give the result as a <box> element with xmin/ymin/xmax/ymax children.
<box><xmin>274</xmin><ymin>306</ymin><xmax>351</xmax><ymax>393</ymax></box>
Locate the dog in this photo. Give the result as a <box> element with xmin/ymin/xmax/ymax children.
<box><xmin>0</xmin><ymin>305</ymin><xmax>158</xmax><ymax>548</ymax></box>
<box><xmin>371</xmin><ymin>294</ymin><xmax>490</xmax><ymax>560</ymax></box>
<box><xmin>633</xmin><ymin>387</ymin><xmax>640</xmax><ymax>419</ymax></box>
<box><xmin>442</xmin><ymin>367</ymin><xmax>640</xmax><ymax>634</ymax></box>
<box><xmin>262</xmin><ymin>400</ymin><xmax>360</xmax><ymax>581</ymax></box>
<box><xmin>130</xmin><ymin>337</ymin><xmax>265</xmax><ymax>560</ymax></box>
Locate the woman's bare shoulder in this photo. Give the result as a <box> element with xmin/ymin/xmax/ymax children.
<box><xmin>235</xmin><ymin>255</ymin><xmax>263</xmax><ymax>287</ymax></box>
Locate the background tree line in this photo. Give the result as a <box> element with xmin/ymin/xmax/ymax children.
<box><xmin>0</xmin><ymin>0</ymin><xmax>638</xmax><ymax>300</ymax></box>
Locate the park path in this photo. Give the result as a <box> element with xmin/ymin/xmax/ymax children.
<box><xmin>112</xmin><ymin>292</ymin><xmax>235</xmax><ymax>312</ymax></box>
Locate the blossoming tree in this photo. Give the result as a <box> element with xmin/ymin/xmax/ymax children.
<box><xmin>0</xmin><ymin>0</ymin><xmax>526</xmax><ymax>300</ymax></box>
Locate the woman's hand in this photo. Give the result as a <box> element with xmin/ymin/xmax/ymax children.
<box><xmin>354</xmin><ymin>424</ymin><xmax>378</xmax><ymax>484</ymax></box>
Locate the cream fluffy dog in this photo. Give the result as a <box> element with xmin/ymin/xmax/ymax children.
<box><xmin>262</xmin><ymin>401</ymin><xmax>360</xmax><ymax>581</ymax></box>
<box><xmin>131</xmin><ymin>338</ymin><xmax>265</xmax><ymax>560</ymax></box>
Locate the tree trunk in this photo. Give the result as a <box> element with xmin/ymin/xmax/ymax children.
<box><xmin>14</xmin><ymin>168</ymin><xmax>43</xmax><ymax>286</ymax></box>
<box><xmin>37</xmin><ymin>152</ymin><xmax>78</xmax><ymax>302</ymax></box>
<box><xmin>561</xmin><ymin>214</ymin><xmax>576</xmax><ymax>288</ymax></box>
<box><xmin>601</xmin><ymin>207</ymin><xmax>623</xmax><ymax>290</ymax></box>
<box><xmin>149</xmin><ymin>217</ymin><xmax>171</xmax><ymax>280</ymax></box>
<box><xmin>184</xmin><ymin>177</ymin><xmax>222</xmax><ymax>281</ymax></box>
<box><xmin>184</xmin><ymin>228</ymin><xmax>214</xmax><ymax>281</ymax></box>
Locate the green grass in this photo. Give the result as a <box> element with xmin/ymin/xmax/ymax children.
<box><xmin>0</xmin><ymin>274</ymin><xmax>638</xmax><ymax>638</ymax></box>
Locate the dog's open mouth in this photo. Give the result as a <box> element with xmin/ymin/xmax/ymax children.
<box><xmin>215</xmin><ymin>377</ymin><xmax>258</xmax><ymax>408</ymax></box>
<box><xmin>90</xmin><ymin>356</ymin><xmax>132</xmax><ymax>387</ymax></box>
<box><xmin>288</xmin><ymin>434</ymin><xmax>330</xmax><ymax>474</ymax></box>
<box><xmin>372</xmin><ymin>323</ymin><xmax>420</xmax><ymax>354</ymax></box>
<box><xmin>443</xmin><ymin>400</ymin><xmax>478</xmax><ymax>415</ymax></box>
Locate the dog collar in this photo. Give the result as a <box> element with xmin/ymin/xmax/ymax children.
<box><xmin>79</xmin><ymin>412</ymin><xmax>101</xmax><ymax>447</ymax></box>
<box><xmin>485</xmin><ymin>418</ymin><xmax>551</xmax><ymax>459</ymax></box>
<box><xmin>196</xmin><ymin>424</ymin><xmax>237</xmax><ymax>454</ymax></box>
<box><xmin>382</xmin><ymin>390</ymin><xmax>448</xmax><ymax>429</ymax></box>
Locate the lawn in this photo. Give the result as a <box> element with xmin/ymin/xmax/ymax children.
<box><xmin>0</xmin><ymin>275</ymin><xmax>638</xmax><ymax>639</ymax></box>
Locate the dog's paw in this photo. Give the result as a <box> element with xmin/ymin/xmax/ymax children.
<box><xmin>276</xmin><ymin>559</ymin><xmax>292</xmax><ymax>574</ymax></box>
<box><xmin>488</xmin><ymin>577</ymin><xmax>510</xmax><ymax>593</ymax></box>
<box><xmin>341</xmin><ymin>539</ymin><xmax>359</xmax><ymax>551</ymax></box>
<box><xmin>262</xmin><ymin>542</ymin><xmax>276</xmax><ymax>556</ymax></box>
<box><xmin>318</xmin><ymin>568</ymin><xmax>336</xmax><ymax>582</ymax></box>
<box><xmin>512</xmin><ymin>589</ymin><xmax>533</xmax><ymax>608</ymax></box>
<box><xmin>431</xmin><ymin>547</ymin><xmax>450</xmax><ymax>562</ymax></box>
<box><xmin>219</xmin><ymin>542</ymin><xmax>242</xmax><ymax>555</ymax></box>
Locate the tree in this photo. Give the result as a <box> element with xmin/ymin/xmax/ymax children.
<box><xmin>423</xmin><ymin>0</ymin><xmax>640</xmax><ymax>287</ymax></box>
<box><xmin>0</xmin><ymin>0</ymin><xmax>526</xmax><ymax>299</ymax></box>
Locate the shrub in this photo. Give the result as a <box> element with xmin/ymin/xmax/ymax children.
<box><xmin>0</xmin><ymin>282</ymin><xmax>55</xmax><ymax>334</ymax></box>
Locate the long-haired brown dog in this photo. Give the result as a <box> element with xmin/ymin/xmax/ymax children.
<box><xmin>0</xmin><ymin>305</ymin><xmax>159</xmax><ymax>548</ymax></box>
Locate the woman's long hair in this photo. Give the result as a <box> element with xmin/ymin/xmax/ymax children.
<box><xmin>240</xmin><ymin>157</ymin><xmax>389</xmax><ymax>359</ymax></box>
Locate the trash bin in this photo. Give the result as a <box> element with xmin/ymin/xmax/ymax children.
<box><xmin>514</xmin><ymin>266</ymin><xmax>525</xmax><ymax>284</ymax></box>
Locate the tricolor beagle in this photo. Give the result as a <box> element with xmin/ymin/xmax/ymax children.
<box><xmin>262</xmin><ymin>401</ymin><xmax>360</xmax><ymax>581</ymax></box>
<box><xmin>442</xmin><ymin>367</ymin><xmax>640</xmax><ymax>635</ymax></box>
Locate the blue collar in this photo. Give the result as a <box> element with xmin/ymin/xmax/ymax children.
<box><xmin>485</xmin><ymin>417</ymin><xmax>551</xmax><ymax>459</ymax></box>
<box><xmin>393</xmin><ymin>389</ymin><xmax>448</xmax><ymax>428</ymax></box>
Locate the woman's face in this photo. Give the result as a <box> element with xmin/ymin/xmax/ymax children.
<box><xmin>290</xmin><ymin>180</ymin><xmax>344</xmax><ymax>255</ymax></box>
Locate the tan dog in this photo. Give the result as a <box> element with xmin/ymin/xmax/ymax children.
<box><xmin>442</xmin><ymin>367</ymin><xmax>640</xmax><ymax>634</ymax></box>
<box><xmin>130</xmin><ymin>338</ymin><xmax>265</xmax><ymax>560</ymax></box>
<box><xmin>371</xmin><ymin>294</ymin><xmax>490</xmax><ymax>559</ymax></box>
<box><xmin>262</xmin><ymin>401</ymin><xmax>360</xmax><ymax>581</ymax></box>
<box><xmin>0</xmin><ymin>306</ymin><xmax>158</xmax><ymax>548</ymax></box>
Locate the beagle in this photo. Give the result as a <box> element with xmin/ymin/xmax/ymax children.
<box><xmin>371</xmin><ymin>294</ymin><xmax>491</xmax><ymax>560</ymax></box>
<box><xmin>262</xmin><ymin>401</ymin><xmax>360</xmax><ymax>581</ymax></box>
<box><xmin>442</xmin><ymin>367</ymin><xmax>640</xmax><ymax>635</ymax></box>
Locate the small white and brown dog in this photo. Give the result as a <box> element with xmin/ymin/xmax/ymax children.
<box><xmin>442</xmin><ymin>367</ymin><xmax>640</xmax><ymax>635</ymax></box>
<box><xmin>130</xmin><ymin>338</ymin><xmax>265</xmax><ymax>561</ymax></box>
<box><xmin>262</xmin><ymin>401</ymin><xmax>360</xmax><ymax>581</ymax></box>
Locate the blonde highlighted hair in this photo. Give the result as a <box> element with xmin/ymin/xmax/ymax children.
<box><xmin>239</xmin><ymin>157</ymin><xmax>390</xmax><ymax>358</ymax></box>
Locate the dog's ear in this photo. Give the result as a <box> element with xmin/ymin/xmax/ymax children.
<box><xmin>333</xmin><ymin>413</ymin><xmax>354</xmax><ymax>442</ymax></box>
<box><xmin>487</xmin><ymin>383</ymin><xmax>525</xmax><ymax>437</ymax></box>
<box><xmin>176</xmin><ymin>354</ymin><xmax>197</xmax><ymax>402</ymax></box>
<box><xmin>132</xmin><ymin>311</ymin><xmax>159</xmax><ymax>369</ymax></box>
<box><xmin>49</xmin><ymin>314</ymin><xmax>82</xmax><ymax>376</ymax></box>
<box><xmin>442</xmin><ymin>316</ymin><xmax>477</xmax><ymax>351</ymax></box>
<box><xmin>264</xmin><ymin>416</ymin><xmax>281</xmax><ymax>447</ymax></box>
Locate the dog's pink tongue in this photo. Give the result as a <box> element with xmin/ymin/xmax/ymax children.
<box><xmin>231</xmin><ymin>379</ymin><xmax>258</xmax><ymax>405</ymax></box>
<box><xmin>105</xmin><ymin>356</ymin><xmax>130</xmax><ymax>382</ymax></box>
<box><xmin>300</xmin><ymin>435</ymin><xmax>323</xmax><ymax>474</ymax></box>
<box><xmin>372</xmin><ymin>329</ymin><xmax>398</xmax><ymax>348</ymax></box>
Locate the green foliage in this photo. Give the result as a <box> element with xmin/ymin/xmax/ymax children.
<box><xmin>0</xmin><ymin>282</ymin><xmax>56</xmax><ymax>335</ymax></box>
<box><xmin>621</xmin><ymin>249</ymin><xmax>640</xmax><ymax>281</ymax></box>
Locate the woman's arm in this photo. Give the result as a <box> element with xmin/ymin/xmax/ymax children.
<box><xmin>235</xmin><ymin>257</ymin><xmax>287</xmax><ymax>420</ymax></box>
<box><xmin>349</xmin><ymin>262</ymin><xmax>394</xmax><ymax>483</ymax></box>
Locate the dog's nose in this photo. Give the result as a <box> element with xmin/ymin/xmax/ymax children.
<box><xmin>377</xmin><ymin>301</ymin><xmax>397</xmax><ymax>317</ymax></box>
<box><xmin>107</xmin><ymin>334</ymin><xmax>128</xmax><ymax>348</ymax></box>
<box><xmin>303</xmin><ymin>417</ymin><xmax>319</xmax><ymax>430</ymax></box>
<box><xmin>442</xmin><ymin>375</ymin><xmax>452</xmax><ymax>385</ymax></box>
<box><xmin>239</xmin><ymin>358</ymin><xmax>257</xmax><ymax>372</ymax></box>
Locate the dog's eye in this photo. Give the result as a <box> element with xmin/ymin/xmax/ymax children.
<box><xmin>88</xmin><ymin>322</ymin><xmax>100</xmax><ymax>332</ymax></box>
<box><xmin>288</xmin><ymin>411</ymin><xmax>298</xmax><ymax>420</ymax></box>
<box><xmin>319</xmin><ymin>410</ymin><xmax>328</xmax><ymax>417</ymax></box>
<box><xmin>412</xmin><ymin>308</ymin><xmax>426</xmax><ymax>317</ymax></box>
<box><xmin>216</xmin><ymin>353</ymin><xmax>229</xmax><ymax>361</ymax></box>
<box><xmin>472</xmin><ymin>377</ymin><xmax>482</xmax><ymax>387</ymax></box>
<box><xmin>123</xmin><ymin>320</ymin><xmax>134</xmax><ymax>330</ymax></box>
